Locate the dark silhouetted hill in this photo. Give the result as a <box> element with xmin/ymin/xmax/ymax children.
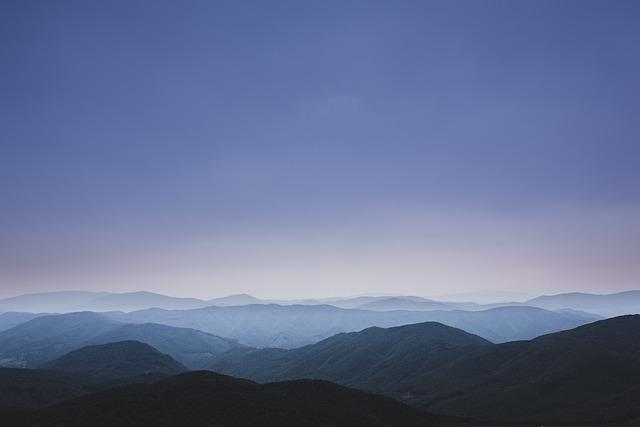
<box><xmin>3</xmin><ymin>371</ymin><xmax>469</xmax><ymax>427</ymax></box>
<box><xmin>0</xmin><ymin>368</ymin><xmax>90</xmax><ymax>409</ymax></box>
<box><xmin>407</xmin><ymin>315</ymin><xmax>640</xmax><ymax>424</ymax></box>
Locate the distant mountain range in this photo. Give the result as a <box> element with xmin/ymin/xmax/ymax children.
<box><xmin>426</xmin><ymin>290</ymin><xmax>533</xmax><ymax>304</ymax></box>
<box><xmin>1</xmin><ymin>290</ymin><xmax>638</xmax><ymax>318</ymax></box>
<box><xmin>0</xmin><ymin>298</ymin><xmax>603</xmax><ymax>358</ymax></box>
<box><xmin>208</xmin><ymin>293</ymin><xmax>264</xmax><ymax>306</ymax></box>
<box><xmin>0</xmin><ymin>291</ymin><xmax>466</xmax><ymax>312</ymax></box>
<box><xmin>211</xmin><ymin>315</ymin><xmax>640</xmax><ymax>425</ymax></box>
<box><xmin>0</xmin><ymin>292</ymin><xmax>113</xmax><ymax>313</ymax></box>
<box><xmin>109</xmin><ymin>304</ymin><xmax>594</xmax><ymax>347</ymax></box>
<box><xmin>526</xmin><ymin>291</ymin><xmax>640</xmax><ymax>317</ymax></box>
<box><xmin>0</xmin><ymin>291</ymin><xmax>208</xmax><ymax>313</ymax></box>
<box><xmin>355</xmin><ymin>297</ymin><xmax>454</xmax><ymax>311</ymax></box>
<box><xmin>0</xmin><ymin>312</ymin><xmax>242</xmax><ymax>369</ymax></box>
<box><xmin>0</xmin><ymin>291</ymin><xmax>264</xmax><ymax>313</ymax></box>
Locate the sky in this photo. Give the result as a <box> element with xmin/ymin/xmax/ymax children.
<box><xmin>1</xmin><ymin>0</ymin><xmax>639</xmax><ymax>299</ymax></box>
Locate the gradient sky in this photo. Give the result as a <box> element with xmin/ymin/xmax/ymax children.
<box><xmin>1</xmin><ymin>0</ymin><xmax>639</xmax><ymax>299</ymax></box>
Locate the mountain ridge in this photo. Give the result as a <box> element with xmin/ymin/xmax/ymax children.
<box><xmin>208</xmin><ymin>315</ymin><xmax>640</xmax><ymax>424</ymax></box>
<box><xmin>210</xmin><ymin>321</ymin><xmax>491</xmax><ymax>385</ymax></box>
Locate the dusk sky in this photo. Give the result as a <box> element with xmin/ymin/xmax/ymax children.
<box><xmin>1</xmin><ymin>0</ymin><xmax>639</xmax><ymax>299</ymax></box>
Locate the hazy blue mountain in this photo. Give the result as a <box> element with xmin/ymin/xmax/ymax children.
<box><xmin>527</xmin><ymin>291</ymin><xmax>640</xmax><ymax>317</ymax></box>
<box><xmin>316</xmin><ymin>296</ymin><xmax>396</xmax><ymax>309</ymax></box>
<box><xmin>262</xmin><ymin>296</ymin><xmax>435</xmax><ymax>309</ymax></box>
<box><xmin>274</xmin><ymin>295</ymin><xmax>522</xmax><ymax>312</ymax></box>
<box><xmin>4</xmin><ymin>371</ymin><xmax>467</xmax><ymax>427</ymax></box>
<box><xmin>356</xmin><ymin>297</ymin><xmax>455</xmax><ymax>311</ymax></box>
<box><xmin>427</xmin><ymin>290</ymin><xmax>533</xmax><ymax>304</ymax></box>
<box><xmin>80</xmin><ymin>291</ymin><xmax>208</xmax><ymax>312</ymax></box>
<box><xmin>0</xmin><ymin>313</ymin><xmax>240</xmax><ymax>370</ymax></box>
<box><xmin>554</xmin><ymin>307</ymin><xmax>603</xmax><ymax>321</ymax></box>
<box><xmin>0</xmin><ymin>312</ymin><xmax>122</xmax><ymax>368</ymax></box>
<box><xmin>43</xmin><ymin>341</ymin><xmax>187</xmax><ymax>380</ymax></box>
<box><xmin>208</xmin><ymin>293</ymin><xmax>264</xmax><ymax>306</ymax></box>
<box><xmin>243</xmin><ymin>296</ymin><xmax>407</xmax><ymax>308</ymax></box>
<box><xmin>408</xmin><ymin>306</ymin><xmax>598</xmax><ymax>342</ymax></box>
<box><xmin>110</xmin><ymin>304</ymin><xmax>593</xmax><ymax>348</ymax></box>
<box><xmin>107</xmin><ymin>304</ymin><xmax>376</xmax><ymax>348</ymax></box>
<box><xmin>210</xmin><ymin>322</ymin><xmax>491</xmax><ymax>384</ymax></box>
<box><xmin>0</xmin><ymin>312</ymin><xmax>46</xmax><ymax>332</ymax></box>
<box><xmin>88</xmin><ymin>323</ymin><xmax>242</xmax><ymax>369</ymax></box>
<box><xmin>0</xmin><ymin>291</ymin><xmax>211</xmax><ymax>314</ymax></box>
<box><xmin>314</xmin><ymin>295</ymin><xmax>443</xmax><ymax>309</ymax></box>
<box><xmin>0</xmin><ymin>292</ymin><xmax>111</xmax><ymax>313</ymax></box>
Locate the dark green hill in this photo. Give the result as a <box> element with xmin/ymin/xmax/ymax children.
<box><xmin>4</xmin><ymin>371</ymin><xmax>470</xmax><ymax>427</ymax></box>
<box><xmin>211</xmin><ymin>316</ymin><xmax>640</xmax><ymax>425</ymax></box>
<box><xmin>409</xmin><ymin>315</ymin><xmax>640</xmax><ymax>424</ymax></box>
<box><xmin>210</xmin><ymin>321</ymin><xmax>490</xmax><ymax>384</ymax></box>
<box><xmin>42</xmin><ymin>341</ymin><xmax>187</xmax><ymax>380</ymax></box>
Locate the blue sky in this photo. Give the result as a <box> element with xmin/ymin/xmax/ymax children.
<box><xmin>1</xmin><ymin>0</ymin><xmax>639</xmax><ymax>298</ymax></box>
